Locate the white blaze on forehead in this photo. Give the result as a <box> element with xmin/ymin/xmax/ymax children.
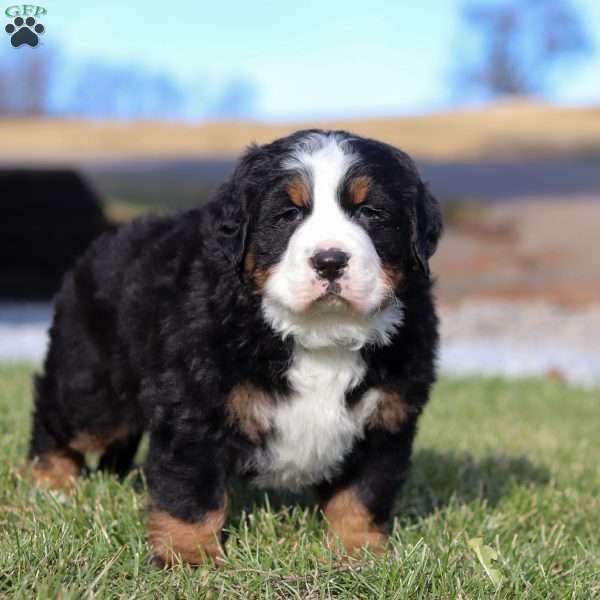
<box><xmin>285</xmin><ymin>133</ymin><xmax>356</xmax><ymax>223</ymax></box>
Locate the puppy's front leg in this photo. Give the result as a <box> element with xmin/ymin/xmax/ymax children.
<box><xmin>145</xmin><ymin>413</ymin><xmax>229</xmax><ymax>566</ymax></box>
<box><xmin>318</xmin><ymin>422</ymin><xmax>418</xmax><ymax>555</ymax></box>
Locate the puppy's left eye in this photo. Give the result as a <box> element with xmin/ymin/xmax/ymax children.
<box><xmin>354</xmin><ymin>205</ymin><xmax>383</xmax><ymax>221</ymax></box>
<box><xmin>277</xmin><ymin>207</ymin><xmax>304</xmax><ymax>223</ymax></box>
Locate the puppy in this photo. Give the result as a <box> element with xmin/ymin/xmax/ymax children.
<box><xmin>28</xmin><ymin>130</ymin><xmax>442</xmax><ymax>565</ymax></box>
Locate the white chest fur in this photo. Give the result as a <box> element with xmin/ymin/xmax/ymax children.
<box><xmin>253</xmin><ymin>346</ymin><xmax>380</xmax><ymax>490</ymax></box>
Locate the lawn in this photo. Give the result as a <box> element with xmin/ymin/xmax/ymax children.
<box><xmin>0</xmin><ymin>364</ymin><xmax>598</xmax><ymax>599</ymax></box>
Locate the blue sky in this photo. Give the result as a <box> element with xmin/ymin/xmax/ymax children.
<box><xmin>5</xmin><ymin>0</ymin><xmax>600</xmax><ymax>120</ymax></box>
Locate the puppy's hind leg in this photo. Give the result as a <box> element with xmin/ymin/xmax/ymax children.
<box><xmin>28</xmin><ymin>375</ymin><xmax>85</xmax><ymax>492</ymax></box>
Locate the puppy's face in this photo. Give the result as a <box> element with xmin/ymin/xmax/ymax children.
<box><xmin>227</xmin><ymin>131</ymin><xmax>441</xmax><ymax>349</ymax></box>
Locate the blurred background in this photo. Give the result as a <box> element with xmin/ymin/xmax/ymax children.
<box><xmin>1</xmin><ymin>0</ymin><xmax>599</xmax><ymax>385</ymax></box>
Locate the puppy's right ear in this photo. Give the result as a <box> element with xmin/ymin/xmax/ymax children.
<box><xmin>210</xmin><ymin>144</ymin><xmax>265</xmax><ymax>267</ymax></box>
<box><xmin>410</xmin><ymin>181</ymin><xmax>443</xmax><ymax>277</ymax></box>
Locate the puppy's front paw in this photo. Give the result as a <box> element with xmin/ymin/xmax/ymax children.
<box><xmin>323</xmin><ymin>489</ymin><xmax>388</xmax><ymax>555</ymax></box>
<box><xmin>147</xmin><ymin>508</ymin><xmax>227</xmax><ymax>567</ymax></box>
<box><xmin>27</xmin><ymin>450</ymin><xmax>83</xmax><ymax>492</ymax></box>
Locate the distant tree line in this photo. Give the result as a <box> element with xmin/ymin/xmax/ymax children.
<box><xmin>0</xmin><ymin>48</ymin><xmax>259</xmax><ymax>119</ymax></box>
<box><xmin>0</xmin><ymin>0</ymin><xmax>591</xmax><ymax>118</ymax></box>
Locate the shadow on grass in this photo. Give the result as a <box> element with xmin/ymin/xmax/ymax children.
<box><xmin>396</xmin><ymin>449</ymin><xmax>550</xmax><ymax>521</ymax></box>
<box><xmin>224</xmin><ymin>449</ymin><xmax>550</xmax><ymax>527</ymax></box>
<box><xmin>110</xmin><ymin>445</ymin><xmax>549</xmax><ymax>527</ymax></box>
<box><xmin>227</xmin><ymin>482</ymin><xmax>319</xmax><ymax>528</ymax></box>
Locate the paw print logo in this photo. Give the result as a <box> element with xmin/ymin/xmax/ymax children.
<box><xmin>5</xmin><ymin>16</ymin><xmax>45</xmax><ymax>47</ymax></box>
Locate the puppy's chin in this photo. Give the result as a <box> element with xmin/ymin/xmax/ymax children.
<box><xmin>313</xmin><ymin>292</ymin><xmax>350</xmax><ymax>310</ymax></box>
<box><xmin>261</xmin><ymin>289</ymin><xmax>404</xmax><ymax>350</ymax></box>
<box><xmin>278</xmin><ymin>280</ymin><xmax>387</xmax><ymax>317</ymax></box>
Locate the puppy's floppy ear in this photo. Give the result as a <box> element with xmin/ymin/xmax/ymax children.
<box><xmin>213</xmin><ymin>184</ymin><xmax>249</xmax><ymax>266</ymax></box>
<box><xmin>387</xmin><ymin>145</ymin><xmax>442</xmax><ymax>277</ymax></box>
<box><xmin>410</xmin><ymin>181</ymin><xmax>442</xmax><ymax>276</ymax></box>
<box><xmin>211</xmin><ymin>144</ymin><xmax>264</xmax><ymax>266</ymax></box>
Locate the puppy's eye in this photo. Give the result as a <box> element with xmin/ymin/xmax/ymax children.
<box><xmin>354</xmin><ymin>205</ymin><xmax>382</xmax><ymax>221</ymax></box>
<box><xmin>277</xmin><ymin>207</ymin><xmax>304</xmax><ymax>223</ymax></box>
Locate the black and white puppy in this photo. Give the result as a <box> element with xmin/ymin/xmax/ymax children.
<box><xmin>28</xmin><ymin>129</ymin><xmax>442</xmax><ymax>565</ymax></box>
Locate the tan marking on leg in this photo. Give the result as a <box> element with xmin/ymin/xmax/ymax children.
<box><xmin>69</xmin><ymin>427</ymin><xmax>130</xmax><ymax>453</ymax></box>
<box><xmin>29</xmin><ymin>450</ymin><xmax>82</xmax><ymax>492</ymax></box>
<box><xmin>349</xmin><ymin>176</ymin><xmax>371</xmax><ymax>205</ymax></box>
<box><xmin>227</xmin><ymin>383</ymin><xmax>272</xmax><ymax>443</ymax></box>
<box><xmin>148</xmin><ymin>500</ymin><xmax>228</xmax><ymax>566</ymax></box>
<box><xmin>367</xmin><ymin>389</ymin><xmax>412</xmax><ymax>433</ymax></box>
<box><xmin>287</xmin><ymin>176</ymin><xmax>310</xmax><ymax>208</ymax></box>
<box><xmin>323</xmin><ymin>488</ymin><xmax>387</xmax><ymax>554</ymax></box>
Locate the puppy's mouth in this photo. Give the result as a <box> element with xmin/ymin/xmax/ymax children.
<box><xmin>313</xmin><ymin>282</ymin><xmax>353</xmax><ymax>308</ymax></box>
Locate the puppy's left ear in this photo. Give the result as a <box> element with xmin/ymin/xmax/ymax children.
<box><xmin>213</xmin><ymin>184</ymin><xmax>249</xmax><ymax>266</ymax></box>
<box><xmin>211</xmin><ymin>144</ymin><xmax>264</xmax><ymax>266</ymax></box>
<box><xmin>410</xmin><ymin>181</ymin><xmax>442</xmax><ymax>276</ymax></box>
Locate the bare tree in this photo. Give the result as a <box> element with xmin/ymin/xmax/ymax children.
<box><xmin>456</xmin><ymin>0</ymin><xmax>590</xmax><ymax>97</ymax></box>
<box><xmin>0</xmin><ymin>49</ymin><xmax>53</xmax><ymax>116</ymax></box>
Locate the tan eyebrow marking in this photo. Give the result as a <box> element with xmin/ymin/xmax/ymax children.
<box><xmin>349</xmin><ymin>176</ymin><xmax>371</xmax><ymax>205</ymax></box>
<box><xmin>287</xmin><ymin>177</ymin><xmax>310</xmax><ymax>208</ymax></box>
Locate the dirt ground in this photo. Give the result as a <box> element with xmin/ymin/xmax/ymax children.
<box><xmin>432</xmin><ymin>197</ymin><xmax>600</xmax><ymax>305</ymax></box>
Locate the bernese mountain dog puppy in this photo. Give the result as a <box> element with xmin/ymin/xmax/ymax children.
<box><xmin>28</xmin><ymin>130</ymin><xmax>442</xmax><ymax>565</ymax></box>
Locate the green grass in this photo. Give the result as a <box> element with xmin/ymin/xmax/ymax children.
<box><xmin>1</xmin><ymin>364</ymin><xmax>599</xmax><ymax>599</ymax></box>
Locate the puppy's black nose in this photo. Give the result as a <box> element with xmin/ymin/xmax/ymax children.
<box><xmin>310</xmin><ymin>248</ymin><xmax>349</xmax><ymax>280</ymax></box>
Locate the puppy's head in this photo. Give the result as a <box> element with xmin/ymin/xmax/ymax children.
<box><xmin>215</xmin><ymin>130</ymin><xmax>442</xmax><ymax>349</ymax></box>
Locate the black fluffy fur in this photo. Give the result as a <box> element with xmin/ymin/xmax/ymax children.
<box><xmin>30</xmin><ymin>129</ymin><xmax>442</xmax><ymax>553</ymax></box>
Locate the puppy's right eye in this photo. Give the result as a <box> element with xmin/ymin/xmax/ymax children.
<box><xmin>277</xmin><ymin>207</ymin><xmax>303</xmax><ymax>223</ymax></box>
